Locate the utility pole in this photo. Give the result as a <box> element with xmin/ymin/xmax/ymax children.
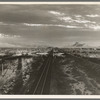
<box><xmin>1</xmin><ymin>59</ymin><xmax>3</xmax><ymax>76</ymax></box>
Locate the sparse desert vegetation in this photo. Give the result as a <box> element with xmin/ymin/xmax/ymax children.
<box><xmin>0</xmin><ymin>47</ymin><xmax>100</xmax><ymax>94</ymax></box>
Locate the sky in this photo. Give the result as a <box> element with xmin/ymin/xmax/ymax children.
<box><xmin>0</xmin><ymin>5</ymin><xmax>100</xmax><ymax>48</ymax></box>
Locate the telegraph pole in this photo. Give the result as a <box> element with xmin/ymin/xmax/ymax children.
<box><xmin>1</xmin><ymin>59</ymin><xmax>4</xmax><ymax>76</ymax></box>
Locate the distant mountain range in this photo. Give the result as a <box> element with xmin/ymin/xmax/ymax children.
<box><xmin>71</xmin><ymin>42</ymin><xmax>99</xmax><ymax>48</ymax></box>
<box><xmin>0</xmin><ymin>42</ymin><xmax>100</xmax><ymax>48</ymax></box>
<box><xmin>73</xmin><ymin>42</ymin><xmax>85</xmax><ymax>47</ymax></box>
<box><xmin>72</xmin><ymin>42</ymin><xmax>89</xmax><ymax>48</ymax></box>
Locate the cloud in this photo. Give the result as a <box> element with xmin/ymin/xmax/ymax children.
<box><xmin>0</xmin><ymin>33</ymin><xmax>10</xmax><ymax>38</ymax></box>
<box><xmin>12</xmin><ymin>35</ymin><xmax>21</xmax><ymax>38</ymax></box>
<box><xmin>0</xmin><ymin>33</ymin><xmax>20</xmax><ymax>38</ymax></box>
<box><xmin>54</xmin><ymin>24</ymin><xmax>82</xmax><ymax>28</ymax></box>
<box><xmin>48</xmin><ymin>11</ymin><xmax>65</xmax><ymax>16</ymax></box>
<box><xmin>23</xmin><ymin>23</ymin><xmax>43</xmax><ymax>26</ymax></box>
<box><xmin>85</xmin><ymin>24</ymin><xmax>100</xmax><ymax>30</ymax></box>
<box><xmin>74</xmin><ymin>19</ymin><xmax>92</xmax><ymax>24</ymax></box>
<box><xmin>0</xmin><ymin>22</ymin><xmax>8</xmax><ymax>25</ymax></box>
<box><xmin>59</xmin><ymin>17</ymin><xmax>73</xmax><ymax>23</ymax></box>
<box><xmin>63</xmin><ymin>25</ymin><xmax>81</xmax><ymax>28</ymax></box>
<box><xmin>86</xmin><ymin>14</ymin><xmax>100</xmax><ymax>17</ymax></box>
<box><xmin>74</xmin><ymin>15</ymin><xmax>82</xmax><ymax>18</ymax></box>
<box><xmin>49</xmin><ymin>10</ymin><xmax>96</xmax><ymax>24</ymax></box>
<box><xmin>59</xmin><ymin>16</ymin><xmax>96</xmax><ymax>24</ymax></box>
<box><xmin>23</xmin><ymin>23</ymin><xmax>82</xmax><ymax>29</ymax></box>
<box><xmin>49</xmin><ymin>10</ymin><xmax>74</xmax><ymax>23</ymax></box>
<box><xmin>0</xmin><ymin>22</ymin><xmax>16</xmax><ymax>26</ymax></box>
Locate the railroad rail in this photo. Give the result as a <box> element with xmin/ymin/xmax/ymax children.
<box><xmin>0</xmin><ymin>49</ymin><xmax>54</xmax><ymax>94</ymax></box>
<box><xmin>28</xmin><ymin>50</ymin><xmax>53</xmax><ymax>94</ymax></box>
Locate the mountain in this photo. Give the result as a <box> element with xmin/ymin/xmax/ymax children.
<box><xmin>72</xmin><ymin>42</ymin><xmax>89</xmax><ymax>48</ymax></box>
<box><xmin>73</xmin><ymin>42</ymin><xmax>85</xmax><ymax>47</ymax></box>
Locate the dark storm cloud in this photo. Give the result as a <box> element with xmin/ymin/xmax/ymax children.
<box><xmin>0</xmin><ymin>5</ymin><xmax>100</xmax><ymax>47</ymax></box>
<box><xmin>0</xmin><ymin>5</ymin><xmax>99</xmax><ymax>24</ymax></box>
<box><xmin>0</xmin><ymin>5</ymin><xmax>58</xmax><ymax>24</ymax></box>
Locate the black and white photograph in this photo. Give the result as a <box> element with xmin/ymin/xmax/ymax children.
<box><xmin>0</xmin><ymin>3</ymin><xmax>100</xmax><ymax>95</ymax></box>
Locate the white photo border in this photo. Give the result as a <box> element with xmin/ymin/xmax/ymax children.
<box><xmin>0</xmin><ymin>2</ymin><xmax>100</xmax><ymax>99</ymax></box>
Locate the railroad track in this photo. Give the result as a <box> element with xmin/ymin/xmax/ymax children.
<box><xmin>0</xmin><ymin>50</ymin><xmax>53</xmax><ymax>94</ymax></box>
<box><xmin>28</xmin><ymin>50</ymin><xmax>53</xmax><ymax>94</ymax></box>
